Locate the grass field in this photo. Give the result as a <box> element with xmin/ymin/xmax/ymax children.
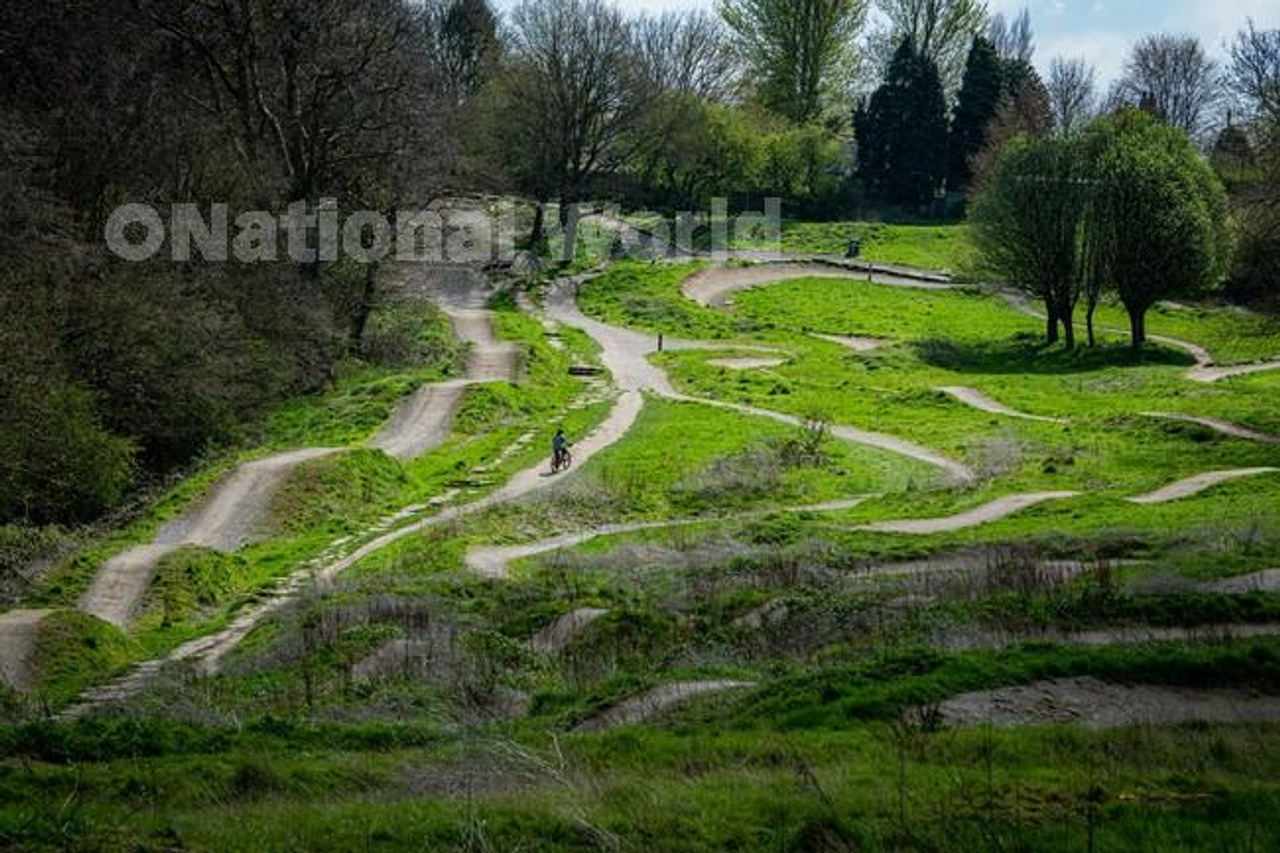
<box><xmin>4</xmin><ymin>248</ymin><xmax>1280</xmax><ymax>853</ymax></box>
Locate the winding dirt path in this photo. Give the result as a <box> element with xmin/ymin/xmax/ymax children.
<box><xmin>1141</xmin><ymin>412</ymin><xmax>1280</xmax><ymax>444</ymax></box>
<box><xmin>932</xmin><ymin>676</ymin><xmax>1280</xmax><ymax>729</ymax></box>
<box><xmin>939</xmin><ymin>387</ymin><xmax>1067</xmax><ymax>424</ymax></box>
<box><xmin>683</xmin><ymin>262</ymin><xmax>952</xmax><ymax>309</ymax></box>
<box><xmin>1126</xmin><ymin>468</ymin><xmax>1278</xmax><ymax>505</ymax></box>
<box><xmin>858</xmin><ymin>492</ymin><xmax>1080</xmax><ymax>535</ymax></box>
<box><xmin>465</xmin><ymin>497</ymin><xmax>871</xmax><ymax>579</ymax></box>
<box><xmin>546</xmin><ymin>277</ymin><xmax>972</xmax><ymax>481</ymax></box>
<box><xmin>574</xmin><ymin>680</ymin><xmax>756</xmax><ymax>732</ymax></box>
<box><xmin>370</xmin><ymin>308</ymin><xmax>520</xmax><ymax>460</ymax></box>
<box><xmin>0</xmin><ymin>609</ymin><xmax>53</xmax><ymax>692</ymax></box>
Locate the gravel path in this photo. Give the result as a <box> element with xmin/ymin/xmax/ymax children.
<box><xmin>1141</xmin><ymin>412</ymin><xmax>1280</xmax><ymax>443</ymax></box>
<box><xmin>939</xmin><ymin>386</ymin><xmax>1066</xmax><ymax>424</ymax></box>
<box><xmin>858</xmin><ymin>492</ymin><xmax>1080</xmax><ymax>535</ymax></box>
<box><xmin>156</xmin><ymin>448</ymin><xmax>341</xmax><ymax>550</ymax></box>
<box><xmin>932</xmin><ymin>676</ymin><xmax>1280</xmax><ymax>728</ymax></box>
<box><xmin>574</xmin><ymin>680</ymin><xmax>756</xmax><ymax>732</ymax></box>
<box><xmin>0</xmin><ymin>609</ymin><xmax>53</xmax><ymax>691</ymax></box>
<box><xmin>1126</xmin><ymin>468</ymin><xmax>1278</xmax><ymax>505</ymax></box>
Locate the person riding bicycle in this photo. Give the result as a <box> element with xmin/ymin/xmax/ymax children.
<box><xmin>552</xmin><ymin>428</ymin><xmax>570</xmax><ymax>470</ymax></box>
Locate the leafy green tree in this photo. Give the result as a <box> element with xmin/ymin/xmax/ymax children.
<box><xmin>969</xmin><ymin>134</ymin><xmax>1088</xmax><ymax>347</ymax></box>
<box><xmin>856</xmin><ymin>37</ymin><xmax>948</xmax><ymax>206</ymax></box>
<box><xmin>1092</xmin><ymin>110</ymin><xmax>1233</xmax><ymax>346</ymax></box>
<box><xmin>719</xmin><ymin>0</ymin><xmax>868</xmax><ymax>124</ymax></box>
<box><xmin>948</xmin><ymin>35</ymin><xmax>1004</xmax><ymax>193</ymax></box>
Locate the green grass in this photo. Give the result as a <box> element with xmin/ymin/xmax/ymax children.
<box><xmin>1092</xmin><ymin>299</ymin><xmax>1280</xmax><ymax>365</ymax></box>
<box><xmin>8</xmin><ymin>237</ymin><xmax>1280</xmax><ymax>853</ymax></box>
<box><xmin>27</xmin><ymin>611</ymin><xmax>134</xmax><ymax>707</ymax></box>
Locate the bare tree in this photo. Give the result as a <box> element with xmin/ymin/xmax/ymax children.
<box><xmin>869</xmin><ymin>0</ymin><xmax>988</xmax><ymax>91</ymax></box>
<box><xmin>987</xmin><ymin>7</ymin><xmax>1033</xmax><ymax>63</ymax></box>
<box><xmin>634</xmin><ymin>11</ymin><xmax>739</xmax><ymax>103</ymax></box>
<box><xmin>500</xmin><ymin>0</ymin><xmax>641</xmax><ymax>242</ymax></box>
<box><xmin>423</xmin><ymin>0</ymin><xmax>501</xmax><ymax>107</ymax></box>
<box><xmin>143</xmin><ymin>0</ymin><xmax>428</xmax><ymax>205</ymax></box>
<box><xmin>1115</xmin><ymin>34</ymin><xmax>1222</xmax><ymax>139</ymax></box>
<box><xmin>1047</xmin><ymin>57</ymin><xmax>1096</xmax><ymax>136</ymax></box>
<box><xmin>1227</xmin><ymin>19</ymin><xmax>1280</xmax><ymax>129</ymax></box>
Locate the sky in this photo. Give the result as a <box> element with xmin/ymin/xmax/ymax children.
<box><xmin>495</xmin><ymin>0</ymin><xmax>1280</xmax><ymax>85</ymax></box>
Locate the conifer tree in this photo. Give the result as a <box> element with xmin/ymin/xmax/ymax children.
<box><xmin>857</xmin><ymin>37</ymin><xmax>948</xmax><ymax>205</ymax></box>
<box><xmin>947</xmin><ymin>35</ymin><xmax>1004</xmax><ymax>193</ymax></box>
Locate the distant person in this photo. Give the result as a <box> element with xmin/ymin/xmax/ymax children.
<box><xmin>552</xmin><ymin>428</ymin><xmax>571</xmax><ymax>472</ymax></box>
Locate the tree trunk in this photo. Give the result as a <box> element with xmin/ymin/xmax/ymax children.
<box><xmin>560</xmin><ymin>197</ymin><xmax>579</xmax><ymax>264</ymax></box>
<box><xmin>349</xmin><ymin>260</ymin><xmax>379</xmax><ymax>354</ymax></box>
<box><xmin>1045</xmin><ymin>302</ymin><xmax>1060</xmax><ymax>344</ymax></box>
<box><xmin>1058</xmin><ymin>297</ymin><xmax>1076</xmax><ymax>350</ymax></box>
<box><xmin>1128</xmin><ymin>306</ymin><xmax>1147</xmax><ymax>349</ymax></box>
<box><xmin>1086</xmin><ymin>300</ymin><xmax>1097</xmax><ymax>348</ymax></box>
<box><xmin>530</xmin><ymin>201</ymin><xmax>546</xmax><ymax>249</ymax></box>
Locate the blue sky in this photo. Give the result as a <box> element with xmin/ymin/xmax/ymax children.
<box><xmin>495</xmin><ymin>0</ymin><xmax>1280</xmax><ymax>84</ymax></box>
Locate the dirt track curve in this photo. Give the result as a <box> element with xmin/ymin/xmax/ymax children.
<box><xmin>0</xmin><ymin>609</ymin><xmax>53</xmax><ymax>692</ymax></box>
<box><xmin>574</xmin><ymin>680</ymin><xmax>756</xmax><ymax>732</ymax></box>
<box><xmin>939</xmin><ymin>386</ymin><xmax>1066</xmax><ymax>424</ymax></box>
<box><xmin>1127</xmin><ymin>468</ymin><xmax>1278</xmax><ymax>504</ymax></box>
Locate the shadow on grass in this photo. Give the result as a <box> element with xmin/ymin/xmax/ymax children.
<box><xmin>914</xmin><ymin>333</ymin><xmax>1196</xmax><ymax>376</ymax></box>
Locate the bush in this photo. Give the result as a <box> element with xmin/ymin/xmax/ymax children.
<box><xmin>359</xmin><ymin>302</ymin><xmax>462</xmax><ymax>369</ymax></box>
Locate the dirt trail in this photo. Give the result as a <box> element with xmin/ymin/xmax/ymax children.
<box><xmin>157</xmin><ymin>448</ymin><xmax>341</xmax><ymax>550</ymax></box>
<box><xmin>465</xmin><ymin>497</ymin><xmax>871</xmax><ymax>579</ymax></box>
<box><xmin>1205</xmin><ymin>569</ymin><xmax>1280</xmax><ymax>594</ymax></box>
<box><xmin>1126</xmin><ymin>468</ymin><xmax>1278</xmax><ymax>505</ymax></box>
<box><xmin>57</xmin><ymin>268</ymin><xmax>955</xmax><ymax>708</ymax></box>
<box><xmin>548</xmin><ymin>278</ymin><xmax>973</xmax><ymax>479</ymax></box>
<box><xmin>683</xmin><ymin>262</ymin><xmax>952</xmax><ymax>308</ymax></box>
<box><xmin>941</xmin><ymin>622</ymin><xmax>1280</xmax><ymax>653</ymax></box>
<box><xmin>706</xmin><ymin>357</ymin><xmax>788</xmax><ymax>370</ymax></box>
<box><xmin>370</xmin><ymin>382</ymin><xmax>470</xmax><ymax>460</ymax></box>
<box><xmin>0</xmin><ymin>609</ymin><xmax>53</xmax><ymax>691</ymax></box>
<box><xmin>932</xmin><ymin>676</ymin><xmax>1280</xmax><ymax>728</ymax></box>
<box><xmin>939</xmin><ymin>386</ymin><xmax>1066</xmax><ymax>424</ymax></box>
<box><xmin>811</xmin><ymin>333</ymin><xmax>887</xmax><ymax>352</ymax></box>
<box><xmin>574</xmin><ymin>680</ymin><xmax>756</xmax><ymax>732</ymax></box>
<box><xmin>152</xmin><ymin>390</ymin><xmax>649</xmax><ymax>678</ymax></box>
<box><xmin>1141</xmin><ymin>412</ymin><xmax>1280</xmax><ymax>443</ymax></box>
<box><xmin>370</xmin><ymin>307</ymin><xmax>520</xmax><ymax>460</ymax></box>
<box><xmin>531</xmin><ymin>608</ymin><xmax>610</xmax><ymax>654</ymax></box>
<box><xmin>859</xmin><ymin>492</ymin><xmax>1079</xmax><ymax>535</ymax></box>
<box><xmin>83</xmin><ymin>445</ymin><xmax>338</xmax><ymax>628</ymax></box>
